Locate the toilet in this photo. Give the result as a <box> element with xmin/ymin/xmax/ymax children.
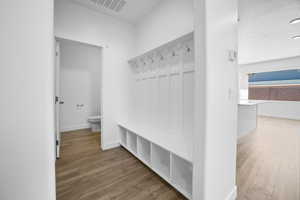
<box><xmin>88</xmin><ymin>116</ymin><xmax>101</xmax><ymax>132</ymax></box>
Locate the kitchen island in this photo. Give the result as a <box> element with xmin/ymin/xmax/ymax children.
<box><xmin>238</xmin><ymin>100</ymin><xmax>265</xmax><ymax>138</ymax></box>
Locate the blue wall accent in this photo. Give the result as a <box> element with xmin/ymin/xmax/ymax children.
<box><xmin>249</xmin><ymin>69</ymin><xmax>300</xmax><ymax>82</ymax></box>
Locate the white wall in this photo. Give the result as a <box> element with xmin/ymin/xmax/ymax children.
<box><xmin>59</xmin><ymin>39</ymin><xmax>102</xmax><ymax>132</ymax></box>
<box><xmin>135</xmin><ymin>0</ymin><xmax>194</xmax><ymax>54</ymax></box>
<box><xmin>239</xmin><ymin>56</ymin><xmax>300</xmax><ymax>120</ymax></box>
<box><xmin>240</xmin><ymin>56</ymin><xmax>300</xmax><ymax>74</ymax></box>
<box><xmin>55</xmin><ymin>0</ymin><xmax>135</xmax><ymax>149</ymax></box>
<box><xmin>194</xmin><ymin>0</ymin><xmax>238</xmax><ymax>199</ymax></box>
<box><xmin>0</xmin><ymin>1</ymin><xmax>56</xmax><ymax>200</ymax></box>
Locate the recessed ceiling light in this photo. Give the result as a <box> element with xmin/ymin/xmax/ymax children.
<box><xmin>292</xmin><ymin>35</ymin><xmax>300</xmax><ymax>40</ymax></box>
<box><xmin>290</xmin><ymin>18</ymin><xmax>300</xmax><ymax>24</ymax></box>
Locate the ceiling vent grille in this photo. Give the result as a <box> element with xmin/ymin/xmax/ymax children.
<box><xmin>89</xmin><ymin>0</ymin><xmax>127</xmax><ymax>12</ymax></box>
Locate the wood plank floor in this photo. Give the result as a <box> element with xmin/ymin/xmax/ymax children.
<box><xmin>56</xmin><ymin>129</ymin><xmax>186</xmax><ymax>200</ymax></box>
<box><xmin>57</xmin><ymin>116</ymin><xmax>300</xmax><ymax>200</ymax></box>
<box><xmin>237</xmin><ymin>116</ymin><xmax>300</xmax><ymax>200</ymax></box>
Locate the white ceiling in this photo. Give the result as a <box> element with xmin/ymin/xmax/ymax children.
<box><xmin>239</xmin><ymin>0</ymin><xmax>300</xmax><ymax>63</ymax></box>
<box><xmin>71</xmin><ymin>0</ymin><xmax>162</xmax><ymax>24</ymax></box>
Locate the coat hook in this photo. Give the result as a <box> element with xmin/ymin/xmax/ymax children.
<box><xmin>148</xmin><ymin>56</ymin><xmax>154</xmax><ymax>63</ymax></box>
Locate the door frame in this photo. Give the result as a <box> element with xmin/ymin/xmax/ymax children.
<box><xmin>54</xmin><ymin>36</ymin><xmax>104</xmax><ymax>155</ymax></box>
<box><xmin>55</xmin><ymin>40</ymin><xmax>61</xmax><ymax>158</ymax></box>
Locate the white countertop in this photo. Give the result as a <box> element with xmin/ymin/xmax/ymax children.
<box><xmin>239</xmin><ymin>100</ymin><xmax>267</xmax><ymax>106</ymax></box>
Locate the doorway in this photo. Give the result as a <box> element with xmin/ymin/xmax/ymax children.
<box><xmin>55</xmin><ymin>38</ymin><xmax>103</xmax><ymax>158</ymax></box>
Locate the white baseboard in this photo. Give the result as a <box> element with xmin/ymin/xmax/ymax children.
<box><xmin>101</xmin><ymin>142</ymin><xmax>120</xmax><ymax>151</ymax></box>
<box><xmin>60</xmin><ymin>123</ymin><xmax>90</xmax><ymax>132</ymax></box>
<box><xmin>225</xmin><ymin>186</ymin><xmax>237</xmax><ymax>200</ymax></box>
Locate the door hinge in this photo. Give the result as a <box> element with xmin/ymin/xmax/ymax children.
<box><xmin>56</xmin><ymin>140</ymin><xmax>59</xmax><ymax>146</ymax></box>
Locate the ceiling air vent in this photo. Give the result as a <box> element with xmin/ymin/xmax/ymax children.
<box><xmin>89</xmin><ymin>0</ymin><xmax>127</xmax><ymax>12</ymax></box>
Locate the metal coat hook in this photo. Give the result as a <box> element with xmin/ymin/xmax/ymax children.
<box><xmin>141</xmin><ymin>59</ymin><xmax>146</xmax><ymax>65</ymax></box>
<box><xmin>186</xmin><ymin>46</ymin><xmax>191</xmax><ymax>52</ymax></box>
<box><xmin>148</xmin><ymin>56</ymin><xmax>154</xmax><ymax>63</ymax></box>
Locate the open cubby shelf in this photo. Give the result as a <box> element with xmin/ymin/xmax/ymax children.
<box><xmin>118</xmin><ymin>124</ymin><xmax>193</xmax><ymax>199</ymax></box>
<box><xmin>118</xmin><ymin>121</ymin><xmax>192</xmax><ymax>162</ymax></box>
<box><xmin>152</xmin><ymin>143</ymin><xmax>170</xmax><ymax>178</ymax></box>
<box><xmin>119</xmin><ymin>126</ymin><xmax>127</xmax><ymax>146</ymax></box>
<box><xmin>137</xmin><ymin>137</ymin><xmax>151</xmax><ymax>165</ymax></box>
<box><xmin>127</xmin><ymin>131</ymin><xmax>137</xmax><ymax>154</ymax></box>
<box><xmin>171</xmin><ymin>154</ymin><xmax>193</xmax><ymax>198</ymax></box>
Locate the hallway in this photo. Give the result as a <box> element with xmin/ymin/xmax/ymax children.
<box><xmin>56</xmin><ymin>116</ymin><xmax>300</xmax><ymax>200</ymax></box>
<box><xmin>56</xmin><ymin>130</ymin><xmax>185</xmax><ymax>200</ymax></box>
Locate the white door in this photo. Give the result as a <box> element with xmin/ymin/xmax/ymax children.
<box><xmin>55</xmin><ymin>41</ymin><xmax>62</xmax><ymax>158</ymax></box>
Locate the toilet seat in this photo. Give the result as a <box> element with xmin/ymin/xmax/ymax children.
<box><xmin>88</xmin><ymin>116</ymin><xmax>101</xmax><ymax>123</ymax></box>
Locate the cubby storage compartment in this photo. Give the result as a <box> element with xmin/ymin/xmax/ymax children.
<box><xmin>171</xmin><ymin>154</ymin><xmax>193</xmax><ymax>198</ymax></box>
<box><xmin>137</xmin><ymin>137</ymin><xmax>151</xmax><ymax>165</ymax></box>
<box><xmin>151</xmin><ymin>144</ymin><xmax>170</xmax><ymax>179</ymax></box>
<box><xmin>127</xmin><ymin>131</ymin><xmax>137</xmax><ymax>154</ymax></box>
<box><xmin>118</xmin><ymin>123</ymin><xmax>193</xmax><ymax>199</ymax></box>
<box><xmin>119</xmin><ymin>126</ymin><xmax>127</xmax><ymax>146</ymax></box>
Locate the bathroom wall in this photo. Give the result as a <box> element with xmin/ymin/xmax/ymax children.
<box><xmin>59</xmin><ymin>39</ymin><xmax>102</xmax><ymax>132</ymax></box>
<box><xmin>0</xmin><ymin>0</ymin><xmax>56</xmax><ymax>199</ymax></box>
<box><xmin>135</xmin><ymin>0</ymin><xmax>194</xmax><ymax>54</ymax></box>
<box><xmin>55</xmin><ymin>0</ymin><xmax>135</xmax><ymax>149</ymax></box>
